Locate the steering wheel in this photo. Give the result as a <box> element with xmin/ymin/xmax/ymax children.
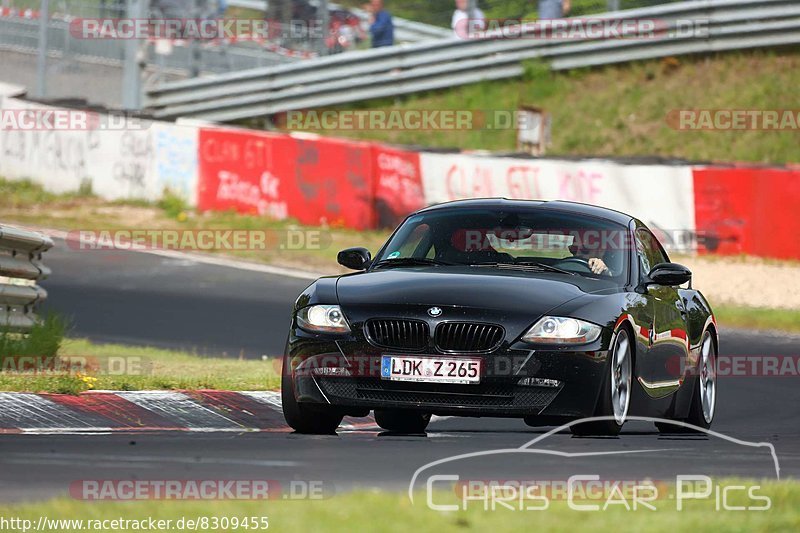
<box><xmin>555</xmin><ymin>257</ymin><xmax>594</xmax><ymax>274</ymax></box>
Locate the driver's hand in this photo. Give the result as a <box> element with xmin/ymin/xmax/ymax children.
<box><xmin>588</xmin><ymin>258</ymin><xmax>609</xmax><ymax>275</ymax></box>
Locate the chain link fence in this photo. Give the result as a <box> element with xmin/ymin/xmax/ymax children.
<box><xmin>0</xmin><ymin>0</ymin><xmax>297</xmax><ymax>106</ymax></box>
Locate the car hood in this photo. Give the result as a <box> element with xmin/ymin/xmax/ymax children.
<box><xmin>336</xmin><ymin>266</ymin><xmax>619</xmax><ymax>329</ymax></box>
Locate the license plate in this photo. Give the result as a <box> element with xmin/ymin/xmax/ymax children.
<box><xmin>381</xmin><ymin>355</ymin><xmax>481</xmax><ymax>384</ymax></box>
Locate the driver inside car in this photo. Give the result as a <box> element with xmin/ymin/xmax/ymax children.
<box><xmin>569</xmin><ymin>243</ymin><xmax>622</xmax><ymax>277</ymax></box>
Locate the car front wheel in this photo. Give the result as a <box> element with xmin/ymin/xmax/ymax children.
<box><xmin>571</xmin><ymin>327</ymin><xmax>632</xmax><ymax>437</ymax></box>
<box><xmin>281</xmin><ymin>359</ymin><xmax>343</xmax><ymax>434</ymax></box>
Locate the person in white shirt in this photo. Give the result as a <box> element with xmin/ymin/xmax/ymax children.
<box><xmin>452</xmin><ymin>0</ymin><xmax>486</xmax><ymax>38</ymax></box>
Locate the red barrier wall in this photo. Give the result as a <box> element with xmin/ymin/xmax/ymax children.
<box><xmin>693</xmin><ymin>167</ymin><xmax>800</xmax><ymax>259</ymax></box>
<box><xmin>371</xmin><ymin>145</ymin><xmax>424</xmax><ymax>227</ymax></box>
<box><xmin>198</xmin><ymin>128</ymin><xmax>375</xmax><ymax>229</ymax></box>
<box><xmin>195</xmin><ymin>124</ymin><xmax>800</xmax><ymax>261</ymax></box>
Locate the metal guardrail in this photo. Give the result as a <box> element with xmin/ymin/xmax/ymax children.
<box><xmin>0</xmin><ymin>225</ymin><xmax>53</xmax><ymax>333</ymax></box>
<box><xmin>146</xmin><ymin>0</ymin><xmax>800</xmax><ymax>121</ymax></box>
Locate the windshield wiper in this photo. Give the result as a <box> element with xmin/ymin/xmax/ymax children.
<box><xmin>371</xmin><ymin>257</ymin><xmax>458</xmax><ymax>269</ymax></box>
<box><xmin>471</xmin><ymin>261</ymin><xmax>577</xmax><ymax>276</ymax></box>
<box><xmin>513</xmin><ymin>261</ymin><xmax>578</xmax><ymax>276</ymax></box>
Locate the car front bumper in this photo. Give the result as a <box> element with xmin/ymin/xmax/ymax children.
<box><xmin>286</xmin><ymin>327</ymin><xmax>613</xmax><ymax>419</ymax></box>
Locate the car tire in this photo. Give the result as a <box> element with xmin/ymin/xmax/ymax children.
<box><xmin>374</xmin><ymin>410</ymin><xmax>431</xmax><ymax>433</ymax></box>
<box><xmin>655</xmin><ymin>330</ymin><xmax>717</xmax><ymax>434</ymax></box>
<box><xmin>570</xmin><ymin>328</ymin><xmax>632</xmax><ymax>437</ymax></box>
<box><xmin>281</xmin><ymin>359</ymin><xmax>343</xmax><ymax>435</ymax></box>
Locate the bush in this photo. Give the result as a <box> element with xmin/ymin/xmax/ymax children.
<box><xmin>158</xmin><ymin>190</ymin><xmax>190</xmax><ymax>220</ymax></box>
<box><xmin>0</xmin><ymin>313</ymin><xmax>69</xmax><ymax>365</ymax></box>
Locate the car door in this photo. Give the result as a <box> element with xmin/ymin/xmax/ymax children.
<box><xmin>635</xmin><ymin>228</ymin><xmax>690</xmax><ymax>398</ymax></box>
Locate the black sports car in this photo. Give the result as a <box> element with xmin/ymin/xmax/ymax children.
<box><xmin>282</xmin><ymin>199</ymin><xmax>718</xmax><ymax>436</ymax></box>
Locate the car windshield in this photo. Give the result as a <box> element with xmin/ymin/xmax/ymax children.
<box><xmin>373</xmin><ymin>207</ymin><xmax>630</xmax><ymax>284</ymax></box>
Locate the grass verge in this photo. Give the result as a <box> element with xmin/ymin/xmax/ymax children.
<box><xmin>0</xmin><ymin>482</ymin><xmax>797</xmax><ymax>532</ymax></box>
<box><xmin>0</xmin><ymin>313</ymin><xmax>67</xmax><ymax>361</ymax></box>
<box><xmin>0</xmin><ymin>338</ymin><xmax>280</xmax><ymax>394</ymax></box>
<box><xmin>0</xmin><ymin>177</ymin><xmax>386</xmax><ymax>274</ymax></box>
<box><xmin>273</xmin><ymin>49</ymin><xmax>800</xmax><ymax>165</ymax></box>
<box><xmin>714</xmin><ymin>305</ymin><xmax>800</xmax><ymax>335</ymax></box>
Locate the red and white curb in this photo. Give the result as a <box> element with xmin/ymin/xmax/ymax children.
<box><xmin>0</xmin><ymin>391</ymin><xmax>377</xmax><ymax>434</ymax></box>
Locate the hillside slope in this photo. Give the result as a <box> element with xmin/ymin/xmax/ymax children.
<box><xmin>275</xmin><ymin>50</ymin><xmax>798</xmax><ymax>165</ymax></box>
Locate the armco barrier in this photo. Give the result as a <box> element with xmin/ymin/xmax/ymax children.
<box><xmin>145</xmin><ymin>0</ymin><xmax>800</xmax><ymax>121</ymax></box>
<box><xmin>693</xmin><ymin>166</ymin><xmax>800</xmax><ymax>259</ymax></box>
<box><xmin>197</xmin><ymin>127</ymin><xmax>376</xmax><ymax>229</ymax></box>
<box><xmin>0</xmin><ymin>225</ymin><xmax>52</xmax><ymax>332</ymax></box>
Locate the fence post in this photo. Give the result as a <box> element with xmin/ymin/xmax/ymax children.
<box><xmin>35</xmin><ymin>0</ymin><xmax>50</xmax><ymax>98</ymax></box>
<box><xmin>122</xmin><ymin>0</ymin><xmax>145</xmax><ymax>108</ymax></box>
<box><xmin>318</xmin><ymin>0</ymin><xmax>329</xmax><ymax>57</ymax></box>
<box><xmin>189</xmin><ymin>0</ymin><xmax>201</xmax><ymax>77</ymax></box>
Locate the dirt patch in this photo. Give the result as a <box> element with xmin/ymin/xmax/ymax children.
<box><xmin>677</xmin><ymin>256</ymin><xmax>800</xmax><ymax>310</ymax></box>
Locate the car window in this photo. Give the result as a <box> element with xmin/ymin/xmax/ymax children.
<box><xmin>636</xmin><ymin>228</ymin><xmax>669</xmax><ymax>279</ymax></box>
<box><xmin>389</xmin><ymin>223</ymin><xmax>432</xmax><ymax>258</ymax></box>
<box><xmin>375</xmin><ymin>208</ymin><xmax>630</xmax><ymax>284</ymax></box>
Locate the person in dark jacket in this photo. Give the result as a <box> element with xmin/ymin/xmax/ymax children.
<box><xmin>367</xmin><ymin>0</ymin><xmax>394</xmax><ymax>47</ymax></box>
<box><xmin>539</xmin><ymin>0</ymin><xmax>570</xmax><ymax>19</ymax></box>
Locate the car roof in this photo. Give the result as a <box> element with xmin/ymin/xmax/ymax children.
<box><xmin>416</xmin><ymin>198</ymin><xmax>634</xmax><ymax>226</ymax></box>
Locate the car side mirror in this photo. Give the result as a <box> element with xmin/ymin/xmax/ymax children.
<box><xmin>338</xmin><ymin>247</ymin><xmax>371</xmax><ymax>271</ymax></box>
<box><xmin>646</xmin><ymin>262</ymin><xmax>692</xmax><ymax>287</ymax></box>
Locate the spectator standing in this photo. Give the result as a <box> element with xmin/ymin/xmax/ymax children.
<box><xmin>366</xmin><ymin>0</ymin><xmax>394</xmax><ymax>47</ymax></box>
<box><xmin>538</xmin><ymin>0</ymin><xmax>570</xmax><ymax>19</ymax></box>
<box><xmin>452</xmin><ymin>0</ymin><xmax>486</xmax><ymax>38</ymax></box>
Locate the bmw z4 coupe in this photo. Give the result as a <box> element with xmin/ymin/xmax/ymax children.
<box><xmin>282</xmin><ymin>199</ymin><xmax>718</xmax><ymax>436</ymax></box>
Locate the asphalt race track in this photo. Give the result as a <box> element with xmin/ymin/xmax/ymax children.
<box><xmin>1</xmin><ymin>241</ymin><xmax>798</xmax><ymax>502</ymax></box>
<box><xmin>39</xmin><ymin>241</ymin><xmax>312</xmax><ymax>358</ymax></box>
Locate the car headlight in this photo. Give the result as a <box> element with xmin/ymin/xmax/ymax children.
<box><xmin>521</xmin><ymin>316</ymin><xmax>602</xmax><ymax>345</ymax></box>
<box><xmin>297</xmin><ymin>305</ymin><xmax>351</xmax><ymax>333</ymax></box>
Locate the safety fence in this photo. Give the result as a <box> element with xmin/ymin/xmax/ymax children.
<box><xmin>145</xmin><ymin>0</ymin><xmax>800</xmax><ymax>121</ymax></box>
<box><xmin>0</xmin><ymin>5</ymin><xmax>296</xmax><ymax>71</ymax></box>
<box><xmin>0</xmin><ymin>224</ymin><xmax>53</xmax><ymax>333</ymax></box>
<box><xmin>1</xmin><ymin>95</ymin><xmax>797</xmax><ymax>259</ymax></box>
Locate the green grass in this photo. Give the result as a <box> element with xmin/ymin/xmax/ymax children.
<box><xmin>715</xmin><ymin>305</ymin><xmax>800</xmax><ymax>334</ymax></box>
<box><xmin>0</xmin><ymin>482</ymin><xmax>797</xmax><ymax>532</ymax></box>
<box><xmin>273</xmin><ymin>49</ymin><xmax>800</xmax><ymax>165</ymax></box>
<box><xmin>0</xmin><ymin>338</ymin><xmax>280</xmax><ymax>394</ymax></box>
<box><xmin>0</xmin><ymin>177</ymin><xmax>387</xmax><ymax>273</ymax></box>
<box><xmin>0</xmin><ymin>178</ymin><xmax>93</xmax><ymax>208</ymax></box>
<box><xmin>0</xmin><ymin>313</ymin><xmax>67</xmax><ymax>361</ymax></box>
